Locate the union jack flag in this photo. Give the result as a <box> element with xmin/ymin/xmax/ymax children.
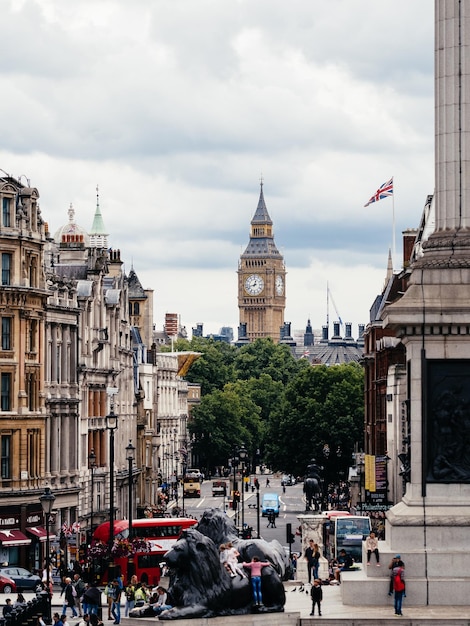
<box><xmin>364</xmin><ymin>177</ymin><xmax>394</xmax><ymax>207</ymax></box>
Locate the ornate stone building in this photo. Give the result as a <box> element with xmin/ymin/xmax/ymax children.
<box><xmin>237</xmin><ymin>183</ymin><xmax>286</xmax><ymax>343</ymax></box>
<box><xmin>0</xmin><ymin>176</ymin><xmax>51</xmax><ymax>570</ymax></box>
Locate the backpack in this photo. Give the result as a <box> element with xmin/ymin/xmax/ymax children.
<box><xmin>394</xmin><ymin>568</ymin><xmax>405</xmax><ymax>592</ymax></box>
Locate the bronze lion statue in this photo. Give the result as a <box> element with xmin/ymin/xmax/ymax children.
<box><xmin>158</xmin><ymin>528</ymin><xmax>285</xmax><ymax>620</ymax></box>
<box><xmin>197</xmin><ymin>508</ymin><xmax>292</xmax><ymax>580</ymax></box>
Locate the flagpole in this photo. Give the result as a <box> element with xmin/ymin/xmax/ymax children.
<box><xmin>392</xmin><ymin>178</ymin><xmax>396</xmax><ymax>266</ymax></box>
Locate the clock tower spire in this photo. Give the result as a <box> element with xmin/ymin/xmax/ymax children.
<box><xmin>237</xmin><ymin>183</ymin><xmax>286</xmax><ymax>343</ymax></box>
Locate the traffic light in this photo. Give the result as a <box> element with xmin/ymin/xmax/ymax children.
<box><xmin>286</xmin><ymin>522</ymin><xmax>295</xmax><ymax>544</ymax></box>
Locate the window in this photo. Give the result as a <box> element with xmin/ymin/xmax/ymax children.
<box><xmin>26</xmin><ymin>371</ymin><xmax>36</xmax><ymax>411</ymax></box>
<box><xmin>2</xmin><ymin>198</ymin><xmax>11</xmax><ymax>227</ymax></box>
<box><xmin>27</xmin><ymin>319</ymin><xmax>37</xmax><ymax>353</ymax></box>
<box><xmin>1</xmin><ymin>317</ymin><xmax>11</xmax><ymax>350</ymax></box>
<box><xmin>1</xmin><ymin>253</ymin><xmax>11</xmax><ymax>285</ymax></box>
<box><xmin>1</xmin><ymin>435</ymin><xmax>11</xmax><ymax>479</ymax></box>
<box><xmin>1</xmin><ymin>373</ymin><xmax>11</xmax><ymax>411</ymax></box>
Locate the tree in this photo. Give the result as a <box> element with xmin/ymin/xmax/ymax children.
<box><xmin>189</xmin><ymin>386</ymin><xmax>262</xmax><ymax>474</ymax></box>
<box><xmin>264</xmin><ymin>362</ymin><xmax>364</xmax><ymax>480</ymax></box>
<box><xmin>166</xmin><ymin>337</ymin><xmax>237</xmax><ymax>395</ymax></box>
<box><xmin>233</xmin><ymin>338</ymin><xmax>308</xmax><ymax>384</ymax></box>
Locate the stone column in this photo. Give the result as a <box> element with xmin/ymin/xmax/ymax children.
<box><xmin>378</xmin><ymin>1</ymin><xmax>470</xmax><ymax>606</ymax></box>
<box><xmin>296</xmin><ymin>514</ymin><xmax>328</xmax><ymax>582</ymax></box>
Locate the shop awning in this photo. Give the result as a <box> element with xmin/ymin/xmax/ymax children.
<box><xmin>25</xmin><ymin>526</ymin><xmax>56</xmax><ymax>542</ymax></box>
<box><xmin>0</xmin><ymin>529</ymin><xmax>31</xmax><ymax>546</ymax></box>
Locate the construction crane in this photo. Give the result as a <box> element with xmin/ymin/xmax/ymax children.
<box><xmin>326</xmin><ymin>282</ymin><xmax>343</xmax><ymax>330</ymax></box>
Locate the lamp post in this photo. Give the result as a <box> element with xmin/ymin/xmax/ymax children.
<box><xmin>238</xmin><ymin>445</ymin><xmax>247</xmax><ymax>534</ymax></box>
<box><xmin>231</xmin><ymin>451</ymin><xmax>239</xmax><ymax>528</ymax></box>
<box><xmin>88</xmin><ymin>449</ymin><xmax>96</xmax><ymax>583</ymax></box>
<box><xmin>126</xmin><ymin>440</ymin><xmax>135</xmax><ymax>579</ymax></box>
<box><xmin>256</xmin><ymin>479</ymin><xmax>260</xmax><ymax>539</ymax></box>
<box><xmin>106</xmin><ymin>408</ymin><xmax>118</xmax><ymax>580</ymax></box>
<box><xmin>40</xmin><ymin>487</ymin><xmax>55</xmax><ymax>624</ymax></box>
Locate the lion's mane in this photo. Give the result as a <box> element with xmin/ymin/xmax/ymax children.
<box><xmin>160</xmin><ymin>528</ymin><xmax>251</xmax><ymax>620</ymax></box>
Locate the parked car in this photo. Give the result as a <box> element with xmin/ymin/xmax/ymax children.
<box><xmin>281</xmin><ymin>474</ymin><xmax>296</xmax><ymax>486</ymax></box>
<box><xmin>0</xmin><ymin>567</ymin><xmax>42</xmax><ymax>592</ymax></box>
<box><xmin>0</xmin><ymin>573</ymin><xmax>17</xmax><ymax>593</ymax></box>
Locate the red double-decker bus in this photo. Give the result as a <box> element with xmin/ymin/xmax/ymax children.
<box><xmin>91</xmin><ymin>517</ymin><xmax>197</xmax><ymax>586</ymax></box>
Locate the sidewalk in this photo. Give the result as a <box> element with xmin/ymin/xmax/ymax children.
<box><xmin>9</xmin><ymin>582</ymin><xmax>470</xmax><ymax>624</ymax></box>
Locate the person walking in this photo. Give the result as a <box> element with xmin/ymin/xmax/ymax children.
<box><xmin>242</xmin><ymin>556</ymin><xmax>271</xmax><ymax>607</ymax></box>
<box><xmin>111</xmin><ymin>579</ymin><xmax>122</xmax><ymax>624</ymax></box>
<box><xmin>267</xmin><ymin>510</ymin><xmax>276</xmax><ymax>528</ymax></box>
<box><xmin>81</xmin><ymin>583</ymin><xmax>101</xmax><ymax>617</ymax></box>
<box><xmin>365</xmin><ymin>531</ymin><xmax>380</xmax><ymax>566</ymax></box>
<box><xmin>61</xmin><ymin>577</ymin><xmax>78</xmax><ymax>618</ymax></box>
<box><xmin>392</xmin><ymin>559</ymin><xmax>406</xmax><ymax>616</ymax></box>
<box><xmin>304</xmin><ymin>539</ymin><xmax>320</xmax><ymax>584</ymax></box>
<box><xmin>310</xmin><ymin>579</ymin><xmax>323</xmax><ymax>616</ymax></box>
<box><xmin>73</xmin><ymin>573</ymin><xmax>86</xmax><ymax>616</ymax></box>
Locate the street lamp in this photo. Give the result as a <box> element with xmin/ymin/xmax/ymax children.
<box><xmin>106</xmin><ymin>408</ymin><xmax>118</xmax><ymax>580</ymax></box>
<box><xmin>126</xmin><ymin>440</ymin><xmax>135</xmax><ymax>579</ymax></box>
<box><xmin>88</xmin><ymin>449</ymin><xmax>96</xmax><ymax>583</ymax></box>
<box><xmin>40</xmin><ymin>486</ymin><xmax>55</xmax><ymax>624</ymax></box>
<box><xmin>255</xmin><ymin>479</ymin><xmax>260</xmax><ymax>539</ymax></box>
<box><xmin>238</xmin><ymin>445</ymin><xmax>248</xmax><ymax>534</ymax></box>
<box><xmin>231</xmin><ymin>451</ymin><xmax>239</xmax><ymax>528</ymax></box>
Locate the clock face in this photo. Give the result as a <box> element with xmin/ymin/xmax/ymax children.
<box><xmin>275</xmin><ymin>275</ymin><xmax>284</xmax><ymax>295</ymax></box>
<box><xmin>244</xmin><ymin>274</ymin><xmax>264</xmax><ymax>296</ymax></box>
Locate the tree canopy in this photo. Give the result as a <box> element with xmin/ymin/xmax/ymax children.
<box><xmin>171</xmin><ymin>337</ymin><xmax>364</xmax><ymax>480</ymax></box>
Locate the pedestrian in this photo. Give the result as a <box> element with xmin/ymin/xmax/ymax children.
<box><xmin>77</xmin><ymin>614</ymin><xmax>90</xmax><ymax>626</ymax></box>
<box><xmin>81</xmin><ymin>583</ymin><xmax>101</xmax><ymax>616</ymax></box>
<box><xmin>52</xmin><ymin>613</ymin><xmax>63</xmax><ymax>626</ymax></box>
<box><xmin>151</xmin><ymin>586</ymin><xmax>173</xmax><ymax>616</ymax></box>
<box><xmin>265</xmin><ymin>477</ymin><xmax>270</xmax><ymax>487</ymax></box>
<box><xmin>290</xmin><ymin>553</ymin><xmax>298</xmax><ymax>580</ymax></box>
<box><xmin>61</xmin><ymin>613</ymin><xmax>70</xmax><ymax>626</ymax></box>
<box><xmin>310</xmin><ymin>579</ymin><xmax>323</xmax><ymax>616</ymax></box>
<box><xmin>242</xmin><ymin>556</ymin><xmax>271</xmax><ymax>607</ymax></box>
<box><xmin>304</xmin><ymin>539</ymin><xmax>320</xmax><ymax>584</ymax></box>
<box><xmin>334</xmin><ymin>549</ymin><xmax>353</xmax><ymax>582</ymax></box>
<box><xmin>2</xmin><ymin>598</ymin><xmax>12</xmax><ymax>618</ymax></box>
<box><xmin>73</xmin><ymin>573</ymin><xmax>86</xmax><ymax>616</ymax></box>
<box><xmin>61</xmin><ymin>577</ymin><xmax>78</xmax><ymax>618</ymax></box>
<box><xmin>267</xmin><ymin>510</ymin><xmax>276</xmax><ymax>528</ymax></box>
<box><xmin>104</xmin><ymin>581</ymin><xmax>114</xmax><ymax>619</ymax></box>
<box><xmin>392</xmin><ymin>559</ymin><xmax>406</xmax><ymax>616</ymax></box>
<box><xmin>124</xmin><ymin>575</ymin><xmax>137</xmax><ymax>617</ymax></box>
<box><xmin>134</xmin><ymin>583</ymin><xmax>148</xmax><ymax>607</ymax></box>
<box><xmin>111</xmin><ymin>579</ymin><xmax>122</xmax><ymax>624</ymax></box>
<box><xmin>89</xmin><ymin>613</ymin><xmax>103</xmax><ymax>626</ymax></box>
<box><xmin>224</xmin><ymin>542</ymin><xmax>247</xmax><ymax>579</ymax></box>
<box><xmin>388</xmin><ymin>554</ymin><xmax>403</xmax><ymax>596</ymax></box>
<box><xmin>14</xmin><ymin>593</ymin><xmax>27</xmax><ymax>609</ymax></box>
<box><xmin>365</xmin><ymin>531</ymin><xmax>380</xmax><ymax>566</ymax></box>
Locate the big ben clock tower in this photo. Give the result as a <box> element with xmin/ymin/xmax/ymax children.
<box><xmin>237</xmin><ymin>182</ymin><xmax>286</xmax><ymax>342</ymax></box>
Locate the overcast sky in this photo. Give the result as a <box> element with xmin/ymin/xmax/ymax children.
<box><xmin>1</xmin><ymin>0</ymin><xmax>434</xmax><ymax>338</ymax></box>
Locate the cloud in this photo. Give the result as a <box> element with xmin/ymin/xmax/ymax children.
<box><xmin>0</xmin><ymin>0</ymin><xmax>434</xmax><ymax>337</ymax></box>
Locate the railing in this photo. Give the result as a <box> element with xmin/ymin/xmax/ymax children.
<box><xmin>2</xmin><ymin>592</ymin><xmax>49</xmax><ymax>626</ymax></box>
